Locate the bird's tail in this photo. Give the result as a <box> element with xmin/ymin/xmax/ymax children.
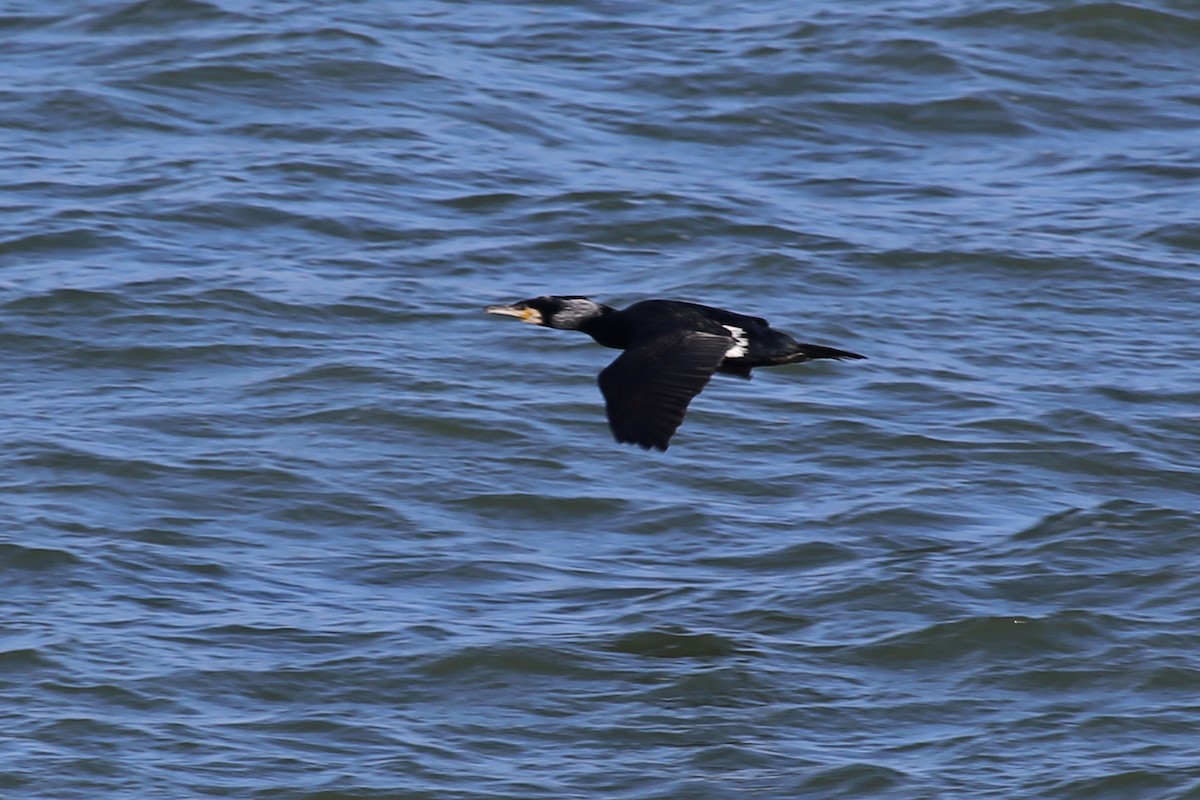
<box><xmin>787</xmin><ymin>342</ymin><xmax>866</xmax><ymax>362</ymax></box>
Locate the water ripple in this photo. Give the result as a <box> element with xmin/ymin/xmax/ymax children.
<box><xmin>4</xmin><ymin>0</ymin><xmax>1200</xmax><ymax>798</ymax></box>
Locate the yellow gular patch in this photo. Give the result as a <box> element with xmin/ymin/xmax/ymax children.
<box><xmin>485</xmin><ymin>304</ymin><xmax>542</xmax><ymax>324</ymax></box>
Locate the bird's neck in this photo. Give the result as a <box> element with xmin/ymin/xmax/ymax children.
<box><xmin>578</xmin><ymin>304</ymin><xmax>629</xmax><ymax>349</ymax></box>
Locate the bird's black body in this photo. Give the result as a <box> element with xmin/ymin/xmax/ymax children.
<box><xmin>485</xmin><ymin>296</ymin><xmax>864</xmax><ymax>451</ymax></box>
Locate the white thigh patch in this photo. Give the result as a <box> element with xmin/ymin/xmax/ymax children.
<box><xmin>721</xmin><ymin>325</ymin><xmax>749</xmax><ymax>358</ymax></box>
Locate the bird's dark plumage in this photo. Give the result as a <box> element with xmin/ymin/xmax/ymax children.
<box><xmin>485</xmin><ymin>296</ymin><xmax>865</xmax><ymax>451</ymax></box>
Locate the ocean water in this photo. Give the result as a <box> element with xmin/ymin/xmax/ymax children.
<box><xmin>3</xmin><ymin>1</ymin><xmax>1200</xmax><ymax>797</ymax></box>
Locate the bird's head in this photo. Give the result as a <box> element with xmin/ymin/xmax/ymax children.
<box><xmin>484</xmin><ymin>296</ymin><xmax>605</xmax><ymax>330</ymax></box>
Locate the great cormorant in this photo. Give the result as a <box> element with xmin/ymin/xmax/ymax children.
<box><xmin>485</xmin><ymin>295</ymin><xmax>864</xmax><ymax>451</ymax></box>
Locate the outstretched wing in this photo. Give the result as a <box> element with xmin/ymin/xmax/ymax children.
<box><xmin>598</xmin><ymin>331</ymin><xmax>731</xmax><ymax>451</ymax></box>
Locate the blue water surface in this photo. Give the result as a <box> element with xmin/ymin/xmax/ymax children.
<box><xmin>3</xmin><ymin>1</ymin><xmax>1200</xmax><ymax>798</ymax></box>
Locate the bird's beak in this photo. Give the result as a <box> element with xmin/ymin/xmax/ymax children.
<box><xmin>484</xmin><ymin>304</ymin><xmax>543</xmax><ymax>324</ymax></box>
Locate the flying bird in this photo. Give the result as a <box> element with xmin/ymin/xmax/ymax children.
<box><xmin>485</xmin><ymin>296</ymin><xmax>864</xmax><ymax>451</ymax></box>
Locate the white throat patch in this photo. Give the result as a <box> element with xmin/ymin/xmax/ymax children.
<box><xmin>550</xmin><ymin>298</ymin><xmax>603</xmax><ymax>328</ymax></box>
<box><xmin>722</xmin><ymin>325</ymin><xmax>749</xmax><ymax>358</ymax></box>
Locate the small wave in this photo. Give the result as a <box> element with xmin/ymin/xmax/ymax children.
<box><xmin>606</xmin><ymin>627</ymin><xmax>749</xmax><ymax>659</ymax></box>
<box><xmin>819</xmin><ymin>92</ymin><xmax>1034</xmax><ymax>137</ymax></box>
<box><xmin>1012</xmin><ymin>499</ymin><xmax>1200</xmax><ymax>545</ymax></box>
<box><xmin>938</xmin><ymin>2</ymin><xmax>1200</xmax><ymax>46</ymax></box>
<box><xmin>1049</xmin><ymin>767</ymin><xmax>1181</xmax><ymax>799</ymax></box>
<box><xmin>11</xmin><ymin>439</ymin><xmax>177</xmax><ymax>482</ymax></box>
<box><xmin>3</xmin><ymin>286</ymin><xmax>132</xmax><ymax>314</ymax></box>
<box><xmin>0</xmin><ymin>645</ymin><xmax>57</xmax><ymax>670</ymax></box>
<box><xmin>842</xmin><ymin>611</ymin><xmax>1120</xmax><ymax>667</ymax></box>
<box><xmin>797</xmin><ymin>763</ymin><xmax>911</xmax><ymax>797</ymax></box>
<box><xmin>699</xmin><ymin>540</ymin><xmax>860</xmax><ymax>573</ymax></box>
<box><xmin>78</xmin><ymin>0</ymin><xmax>241</xmax><ymax>33</ymax></box>
<box><xmin>0</xmin><ymin>226</ymin><xmax>133</xmax><ymax>257</ymax></box>
<box><xmin>0</xmin><ymin>542</ymin><xmax>80</xmax><ymax>572</ymax></box>
<box><xmin>452</xmin><ymin>491</ymin><xmax>630</xmax><ymax>523</ymax></box>
<box><xmin>418</xmin><ymin>641</ymin><xmax>597</xmax><ymax>680</ymax></box>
